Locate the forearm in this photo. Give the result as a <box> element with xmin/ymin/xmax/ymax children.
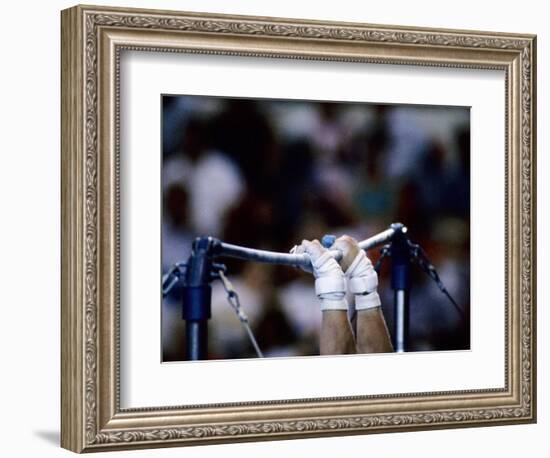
<box><xmin>320</xmin><ymin>310</ymin><xmax>356</xmax><ymax>355</ymax></box>
<box><xmin>355</xmin><ymin>307</ymin><xmax>393</xmax><ymax>353</ymax></box>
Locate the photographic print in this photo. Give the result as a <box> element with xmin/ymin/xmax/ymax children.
<box><xmin>61</xmin><ymin>5</ymin><xmax>535</xmax><ymax>451</ymax></box>
<box><xmin>161</xmin><ymin>95</ymin><xmax>471</xmax><ymax>361</ymax></box>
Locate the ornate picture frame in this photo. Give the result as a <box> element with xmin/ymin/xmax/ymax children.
<box><xmin>61</xmin><ymin>4</ymin><xmax>536</xmax><ymax>452</ymax></box>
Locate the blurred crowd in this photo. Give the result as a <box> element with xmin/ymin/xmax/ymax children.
<box><xmin>161</xmin><ymin>95</ymin><xmax>471</xmax><ymax>361</ymax></box>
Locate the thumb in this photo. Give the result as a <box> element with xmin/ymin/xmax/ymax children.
<box><xmin>301</xmin><ymin>239</ymin><xmax>325</xmax><ymax>261</ymax></box>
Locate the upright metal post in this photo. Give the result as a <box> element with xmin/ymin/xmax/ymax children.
<box><xmin>390</xmin><ymin>223</ymin><xmax>410</xmax><ymax>352</ymax></box>
<box><xmin>182</xmin><ymin>237</ymin><xmax>215</xmax><ymax>360</ymax></box>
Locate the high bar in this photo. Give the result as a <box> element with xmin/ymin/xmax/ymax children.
<box><xmin>214</xmin><ymin>225</ymin><xmax>403</xmax><ymax>269</ymax></box>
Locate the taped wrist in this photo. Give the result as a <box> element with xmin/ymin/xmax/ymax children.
<box><xmin>346</xmin><ymin>251</ymin><xmax>380</xmax><ymax>310</ymax></box>
<box><xmin>319</xmin><ymin>296</ymin><xmax>348</xmax><ymax>311</ymax></box>
<box><xmin>355</xmin><ymin>291</ymin><xmax>381</xmax><ymax>310</ymax></box>
<box><xmin>312</xmin><ymin>252</ymin><xmax>348</xmax><ymax>311</ymax></box>
<box><xmin>346</xmin><ymin>251</ymin><xmax>378</xmax><ymax>293</ymax></box>
<box><xmin>315</xmin><ymin>276</ymin><xmax>348</xmax><ymax>311</ymax></box>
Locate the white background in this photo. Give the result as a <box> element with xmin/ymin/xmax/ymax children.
<box><xmin>0</xmin><ymin>0</ymin><xmax>546</xmax><ymax>457</ymax></box>
<box><xmin>121</xmin><ymin>53</ymin><xmax>505</xmax><ymax>407</ymax></box>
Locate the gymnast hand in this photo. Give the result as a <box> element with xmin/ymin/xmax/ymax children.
<box><xmin>292</xmin><ymin>236</ymin><xmax>393</xmax><ymax>355</ymax></box>
<box><xmin>291</xmin><ymin>239</ymin><xmax>347</xmax><ymax>312</ymax></box>
<box><xmin>333</xmin><ymin>236</ymin><xmax>393</xmax><ymax>352</ymax></box>
<box><xmin>330</xmin><ymin>236</ymin><xmax>381</xmax><ymax>311</ymax></box>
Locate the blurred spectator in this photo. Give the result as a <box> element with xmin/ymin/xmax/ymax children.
<box><xmin>163</xmin><ymin>117</ymin><xmax>244</xmax><ymax>236</ymax></box>
<box><xmin>352</xmin><ymin>117</ymin><xmax>397</xmax><ymax>226</ymax></box>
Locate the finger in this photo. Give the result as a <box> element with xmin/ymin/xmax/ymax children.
<box><xmin>290</xmin><ymin>243</ymin><xmax>314</xmax><ymax>273</ymax></box>
<box><xmin>331</xmin><ymin>236</ymin><xmax>361</xmax><ymax>272</ymax></box>
<box><xmin>302</xmin><ymin>239</ymin><xmax>325</xmax><ymax>259</ymax></box>
<box><xmin>335</xmin><ymin>235</ymin><xmax>358</xmax><ymax>246</ymax></box>
<box><xmin>331</xmin><ymin>239</ymin><xmax>351</xmax><ymax>255</ymax></box>
<box><xmin>290</xmin><ymin>244</ymin><xmax>302</xmax><ymax>254</ymax></box>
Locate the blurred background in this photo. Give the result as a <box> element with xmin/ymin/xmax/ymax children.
<box><xmin>161</xmin><ymin>95</ymin><xmax>470</xmax><ymax>361</ymax></box>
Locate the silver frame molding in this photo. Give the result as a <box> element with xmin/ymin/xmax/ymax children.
<box><xmin>61</xmin><ymin>4</ymin><xmax>536</xmax><ymax>453</ymax></box>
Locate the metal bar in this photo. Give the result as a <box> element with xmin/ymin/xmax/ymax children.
<box><xmin>216</xmin><ymin>226</ymin><xmax>397</xmax><ymax>268</ymax></box>
<box><xmin>394</xmin><ymin>289</ymin><xmax>409</xmax><ymax>353</ymax></box>
<box><xmin>185</xmin><ymin>321</ymin><xmax>208</xmax><ymax>360</ymax></box>
<box><xmin>389</xmin><ymin>223</ymin><xmax>411</xmax><ymax>352</ymax></box>
<box><xmin>182</xmin><ymin>238</ymin><xmax>214</xmax><ymax>360</ymax></box>
<box><xmin>357</xmin><ymin>227</ymin><xmax>397</xmax><ymax>252</ymax></box>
